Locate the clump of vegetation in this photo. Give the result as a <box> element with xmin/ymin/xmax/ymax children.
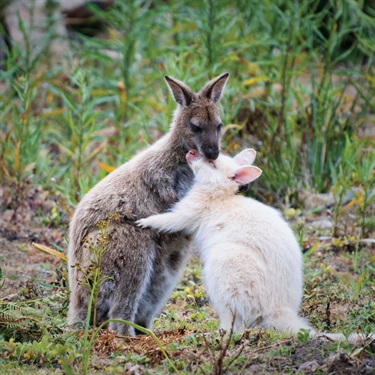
<box><xmin>0</xmin><ymin>0</ymin><xmax>374</xmax><ymax>373</ymax></box>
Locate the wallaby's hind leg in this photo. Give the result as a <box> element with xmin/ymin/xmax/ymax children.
<box><xmin>69</xmin><ymin>222</ymin><xmax>155</xmax><ymax>335</ymax></box>
<box><xmin>107</xmin><ymin>267</ymin><xmax>154</xmax><ymax>336</ymax></box>
<box><xmin>264</xmin><ymin>308</ymin><xmax>314</xmax><ymax>335</ymax></box>
<box><xmin>134</xmin><ymin>237</ymin><xmax>191</xmax><ymax>334</ymax></box>
<box><xmin>107</xmin><ymin>264</ymin><xmax>156</xmax><ymax>335</ymax></box>
<box><xmin>102</xmin><ymin>223</ymin><xmax>156</xmax><ymax>335</ymax></box>
<box><xmin>67</xmin><ymin>281</ymin><xmax>92</xmax><ymax>327</ymax></box>
<box><xmin>108</xmin><ymin>287</ymin><xmax>146</xmax><ymax>336</ymax></box>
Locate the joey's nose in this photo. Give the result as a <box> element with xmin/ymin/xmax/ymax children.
<box><xmin>188</xmin><ymin>149</ymin><xmax>198</xmax><ymax>157</ymax></box>
<box><xmin>205</xmin><ymin>148</ymin><xmax>219</xmax><ymax>160</ymax></box>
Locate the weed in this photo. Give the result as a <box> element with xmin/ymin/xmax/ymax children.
<box><xmin>73</xmin><ymin>214</ymin><xmax>116</xmax><ymax>328</ymax></box>
<box><xmin>297</xmin><ymin>328</ymin><xmax>311</xmax><ymax>344</ymax></box>
<box><xmin>0</xmin><ymin>293</ymin><xmax>67</xmax><ymax>342</ymax></box>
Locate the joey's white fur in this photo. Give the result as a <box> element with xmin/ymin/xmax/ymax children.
<box><xmin>138</xmin><ymin>149</ymin><xmax>373</xmax><ymax>344</ymax></box>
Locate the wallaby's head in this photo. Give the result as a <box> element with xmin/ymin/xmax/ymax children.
<box><xmin>186</xmin><ymin>149</ymin><xmax>262</xmax><ymax>192</ymax></box>
<box><xmin>165</xmin><ymin>73</ymin><xmax>229</xmax><ymax>161</ymax></box>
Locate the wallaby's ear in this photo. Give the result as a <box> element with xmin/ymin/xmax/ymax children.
<box><xmin>200</xmin><ymin>72</ymin><xmax>229</xmax><ymax>102</ymax></box>
<box><xmin>165</xmin><ymin>76</ymin><xmax>194</xmax><ymax>106</ymax></box>
<box><xmin>234</xmin><ymin>148</ymin><xmax>257</xmax><ymax>166</ymax></box>
<box><xmin>230</xmin><ymin>166</ymin><xmax>262</xmax><ymax>185</ymax></box>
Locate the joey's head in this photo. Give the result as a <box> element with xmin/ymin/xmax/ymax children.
<box><xmin>186</xmin><ymin>148</ymin><xmax>262</xmax><ymax>192</ymax></box>
<box><xmin>165</xmin><ymin>73</ymin><xmax>229</xmax><ymax>161</ymax></box>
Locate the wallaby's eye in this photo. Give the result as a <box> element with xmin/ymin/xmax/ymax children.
<box><xmin>217</xmin><ymin>123</ymin><xmax>223</xmax><ymax>131</ymax></box>
<box><xmin>190</xmin><ymin>123</ymin><xmax>202</xmax><ymax>133</ymax></box>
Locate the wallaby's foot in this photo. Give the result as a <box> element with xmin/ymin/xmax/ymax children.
<box><xmin>108</xmin><ymin>320</ymin><xmax>136</xmax><ymax>336</ymax></box>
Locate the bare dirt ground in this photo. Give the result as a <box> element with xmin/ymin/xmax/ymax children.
<box><xmin>0</xmin><ymin>184</ymin><xmax>69</xmax><ymax>301</ymax></box>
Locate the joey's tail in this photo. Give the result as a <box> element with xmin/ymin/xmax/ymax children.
<box><xmin>265</xmin><ymin>308</ymin><xmax>374</xmax><ymax>345</ymax></box>
<box><xmin>312</xmin><ymin>331</ymin><xmax>375</xmax><ymax>345</ymax></box>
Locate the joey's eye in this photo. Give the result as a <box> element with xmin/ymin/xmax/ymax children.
<box><xmin>217</xmin><ymin>123</ymin><xmax>223</xmax><ymax>131</ymax></box>
<box><xmin>190</xmin><ymin>123</ymin><xmax>202</xmax><ymax>133</ymax></box>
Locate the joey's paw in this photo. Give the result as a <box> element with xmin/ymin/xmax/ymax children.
<box><xmin>136</xmin><ymin>219</ymin><xmax>149</xmax><ymax>228</ymax></box>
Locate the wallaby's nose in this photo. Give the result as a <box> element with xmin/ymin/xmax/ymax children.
<box><xmin>205</xmin><ymin>148</ymin><xmax>219</xmax><ymax>160</ymax></box>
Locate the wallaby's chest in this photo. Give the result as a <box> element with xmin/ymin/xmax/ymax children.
<box><xmin>172</xmin><ymin>163</ymin><xmax>195</xmax><ymax>200</ymax></box>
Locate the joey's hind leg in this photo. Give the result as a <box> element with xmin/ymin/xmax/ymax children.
<box><xmin>218</xmin><ymin>306</ymin><xmax>244</xmax><ymax>333</ymax></box>
<box><xmin>264</xmin><ymin>308</ymin><xmax>314</xmax><ymax>335</ymax></box>
<box><xmin>134</xmin><ymin>236</ymin><xmax>191</xmax><ymax>334</ymax></box>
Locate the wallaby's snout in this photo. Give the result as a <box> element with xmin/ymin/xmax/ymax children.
<box><xmin>188</xmin><ymin>121</ymin><xmax>221</xmax><ymax>161</ymax></box>
<box><xmin>204</xmin><ymin>146</ymin><xmax>219</xmax><ymax>160</ymax></box>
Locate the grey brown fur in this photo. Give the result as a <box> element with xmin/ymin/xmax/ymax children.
<box><xmin>67</xmin><ymin>73</ymin><xmax>230</xmax><ymax>335</ymax></box>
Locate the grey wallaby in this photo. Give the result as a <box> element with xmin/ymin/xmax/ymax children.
<box><xmin>67</xmin><ymin>72</ymin><xmax>230</xmax><ymax>335</ymax></box>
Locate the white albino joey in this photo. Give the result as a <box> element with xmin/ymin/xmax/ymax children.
<box><xmin>137</xmin><ymin>149</ymin><xmax>373</xmax><ymax>343</ymax></box>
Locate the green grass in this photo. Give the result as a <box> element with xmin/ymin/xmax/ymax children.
<box><xmin>0</xmin><ymin>0</ymin><xmax>374</xmax><ymax>373</ymax></box>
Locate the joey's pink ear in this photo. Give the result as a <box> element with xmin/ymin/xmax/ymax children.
<box><xmin>233</xmin><ymin>148</ymin><xmax>257</xmax><ymax>166</ymax></box>
<box><xmin>230</xmin><ymin>166</ymin><xmax>262</xmax><ymax>185</ymax></box>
